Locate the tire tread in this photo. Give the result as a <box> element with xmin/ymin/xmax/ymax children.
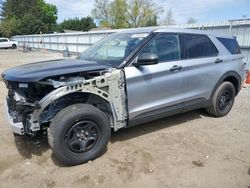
<box><xmin>206</xmin><ymin>81</ymin><xmax>235</xmax><ymax>117</ymax></box>
<box><xmin>48</xmin><ymin>104</ymin><xmax>111</xmax><ymax>165</ymax></box>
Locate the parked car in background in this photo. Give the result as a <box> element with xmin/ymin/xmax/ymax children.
<box><xmin>1</xmin><ymin>28</ymin><xmax>246</xmax><ymax>165</ymax></box>
<box><xmin>0</xmin><ymin>38</ymin><xmax>18</xmax><ymax>49</ymax></box>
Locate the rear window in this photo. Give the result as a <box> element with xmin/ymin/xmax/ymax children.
<box><xmin>182</xmin><ymin>34</ymin><xmax>218</xmax><ymax>59</ymax></box>
<box><xmin>217</xmin><ymin>37</ymin><xmax>241</xmax><ymax>54</ymax></box>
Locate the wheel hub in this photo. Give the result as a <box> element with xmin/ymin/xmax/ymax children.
<box><xmin>218</xmin><ymin>90</ymin><xmax>232</xmax><ymax>110</ymax></box>
<box><xmin>77</xmin><ymin>130</ymin><xmax>89</xmax><ymax>141</ymax></box>
<box><xmin>65</xmin><ymin>120</ymin><xmax>100</xmax><ymax>153</ymax></box>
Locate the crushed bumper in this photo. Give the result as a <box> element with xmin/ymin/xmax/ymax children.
<box><xmin>4</xmin><ymin>100</ymin><xmax>25</xmax><ymax>135</ymax></box>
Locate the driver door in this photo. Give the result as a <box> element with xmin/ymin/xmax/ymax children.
<box><xmin>125</xmin><ymin>33</ymin><xmax>186</xmax><ymax>125</ymax></box>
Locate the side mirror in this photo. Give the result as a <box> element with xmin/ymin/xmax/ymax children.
<box><xmin>133</xmin><ymin>53</ymin><xmax>159</xmax><ymax>66</ymax></box>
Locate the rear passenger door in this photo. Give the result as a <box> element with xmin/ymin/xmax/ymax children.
<box><xmin>177</xmin><ymin>34</ymin><xmax>221</xmax><ymax>106</ymax></box>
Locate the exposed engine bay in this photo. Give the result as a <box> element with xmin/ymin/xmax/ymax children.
<box><xmin>4</xmin><ymin>69</ymin><xmax>127</xmax><ymax>136</ymax></box>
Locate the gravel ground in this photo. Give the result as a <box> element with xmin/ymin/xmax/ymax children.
<box><xmin>0</xmin><ymin>49</ymin><xmax>249</xmax><ymax>188</ymax></box>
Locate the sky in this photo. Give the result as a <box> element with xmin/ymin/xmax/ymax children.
<box><xmin>45</xmin><ymin>0</ymin><xmax>250</xmax><ymax>24</ymax></box>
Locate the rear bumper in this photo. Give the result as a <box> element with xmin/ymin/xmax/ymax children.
<box><xmin>4</xmin><ymin>100</ymin><xmax>25</xmax><ymax>135</ymax></box>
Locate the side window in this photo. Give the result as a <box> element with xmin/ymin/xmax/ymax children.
<box><xmin>139</xmin><ymin>34</ymin><xmax>181</xmax><ymax>62</ymax></box>
<box><xmin>217</xmin><ymin>37</ymin><xmax>241</xmax><ymax>54</ymax></box>
<box><xmin>182</xmin><ymin>34</ymin><xmax>218</xmax><ymax>59</ymax></box>
<box><xmin>0</xmin><ymin>39</ymin><xmax>8</xmax><ymax>42</ymax></box>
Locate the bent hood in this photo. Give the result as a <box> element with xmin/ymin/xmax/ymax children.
<box><xmin>2</xmin><ymin>59</ymin><xmax>112</xmax><ymax>82</ymax></box>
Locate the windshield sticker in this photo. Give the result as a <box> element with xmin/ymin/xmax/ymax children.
<box><xmin>131</xmin><ymin>33</ymin><xmax>149</xmax><ymax>39</ymax></box>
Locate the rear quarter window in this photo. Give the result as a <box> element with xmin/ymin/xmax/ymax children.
<box><xmin>217</xmin><ymin>37</ymin><xmax>241</xmax><ymax>54</ymax></box>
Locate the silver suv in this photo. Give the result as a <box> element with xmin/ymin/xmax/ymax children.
<box><xmin>2</xmin><ymin>28</ymin><xmax>246</xmax><ymax>165</ymax></box>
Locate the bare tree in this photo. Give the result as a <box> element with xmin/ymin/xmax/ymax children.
<box><xmin>187</xmin><ymin>17</ymin><xmax>197</xmax><ymax>24</ymax></box>
<box><xmin>163</xmin><ymin>9</ymin><xmax>175</xmax><ymax>26</ymax></box>
<box><xmin>91</xmin><ymin>0</ymin><xmax>110</xmax><ymax>27</ymax></box>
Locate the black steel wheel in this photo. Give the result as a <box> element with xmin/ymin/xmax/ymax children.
<box><xmin>65</xmin><ymin>120</ymin><xmax>100</xmax><ymax>153</ymax></box>
<box><xmin>48</xmin><ymin>104</ymin><xmax>111</xmax><ymax>166</ymax></box>
<box><xmin>218</xmin><ymin>90</ymin><xmax>233</xmax><ymax>112</ymax></box>
<box><xmin>206</xmin><ymin>81</ymin><xmax>235</xmax><ymax>117</ymax></box>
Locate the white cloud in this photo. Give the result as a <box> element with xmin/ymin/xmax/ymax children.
<box><xmin>45</xmin><ymin>0</ymin><xmax>248</xmax><ymax>23</ymax></box>
<box><xmin>46</xmin><ymin>0</ymin><xmax>95</xmax><ymax>22</ymax></box>
<box><xmin>156</xmin><ymin>0</ymin><xmax>248</xmax><ymax>23</ymax></box>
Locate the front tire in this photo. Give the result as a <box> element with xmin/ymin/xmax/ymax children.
<box><xmin>206</xmin><ymin>81</ymin><xmax>235</xmax><ymax>117</ymax></box>
<box><xmin>48</xmin><ymin>104</ymin><xmax>111</xmax><ymax>165</ymax></box>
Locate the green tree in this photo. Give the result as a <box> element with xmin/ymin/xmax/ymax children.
<box><xmin>39</xmin><ymin>0</ymin><xmax>58</xmax><ymax>30</ymax></box>
<box><xmin>145</xmin><ymin>15</ymin><xmax>157</xmax><ymax>26</ymax></box>
<box><xmin>0</xmin><ymin>16</ymin><xmax>20</xmax><ymax>37</ymax></box>
<box><xmin>126</xmin><ymin>0</ymin><xmax>160</xmax><ymax>27</ymax></box>
<box><xmin>0</xmin><ymin>0</ymin><xmax>57</xmax><ymax>37</ymax></box>
<box><xmin>187</xmin><ymin>17</ymin><xmax>197</xmax><ymax>24</ymax></box>
<box><xmin>92</xmin><ymin>0</ymin><xmax>160</xmax><ymax>29</ymax></box>
<box><xmin>109</xmin><ymin>0</ymin><xmax>128</xmax><ymax>28</ymax></box>
<box><xmin>57</xmin><ymin>17</ymin><xmax>96</xmax><ymax>32</ymax></box>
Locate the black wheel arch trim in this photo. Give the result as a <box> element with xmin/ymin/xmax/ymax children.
<box><xmin>210</xmin><ymin>71</ymin><xmax>241</xmax><ymax>101</ymax></box>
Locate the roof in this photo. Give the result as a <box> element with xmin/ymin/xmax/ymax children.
<box><xmin>153</xmin><ymin>28</ymin><xmax>233</xmax><ymax>38</ymax></box>
<box><xmin>114</xmin><ymin>27</ymin><xmax>233</xmax><ymax>38</ymax></box>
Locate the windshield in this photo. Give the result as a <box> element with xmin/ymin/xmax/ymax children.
<box><xmin>79</xmin><ymin>32</ymin><xmax>149</xmax><ymax>67</ymax></box>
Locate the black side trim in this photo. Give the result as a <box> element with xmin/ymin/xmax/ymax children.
<box><xmin>128</xmin><ymin>104</ymin><xmax>183</xmax><ymax>127</ymax></box>
<box><xmin>128</xmin><ymin>98</ymin><xmax>208</xmax><ymax>127</ymax></box>
<box><xmin>210</xmin><ymin>71</ymin><xmax>241</xmax><ymax>99</ymax></box>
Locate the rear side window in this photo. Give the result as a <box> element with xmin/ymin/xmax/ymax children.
<box><xmin>181</xmin><ymin>34</ymin><xmax>218</xmax><ymax>59</ymax></box>
<box><xmin>217</xmin><ymin>37</ymin><xmax>241</xmax><ymax>54</ymax></box>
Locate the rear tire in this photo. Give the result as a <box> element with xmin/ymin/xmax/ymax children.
<box><xmin>48</xmin><ymin>104</ymin><xmax>111</xmax><ymax>165</ymax></box>
<box><xmin>206</xmin><ymin>81</ymin><xmax>235</xmax><ymax>117</ymax></box>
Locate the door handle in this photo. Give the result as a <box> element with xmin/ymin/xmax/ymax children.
<box><xmin>214</xmin><ymin>58</ymin><xmax>223</xmax><ymax>64</ymax></box>
<box><xmin>170</xmin><ymin>65</ymin><xmax>182</xmax><ymax>71</ymax></box>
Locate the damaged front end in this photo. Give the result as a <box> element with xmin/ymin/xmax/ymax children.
<box><xmin>3</xmin><ymin>69</ymin><xmax>128</xmax><ymax>136</ymax></box>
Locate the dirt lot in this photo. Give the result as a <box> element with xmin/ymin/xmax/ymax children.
<box><xmin>0</xmin><ymin>49</ymin><xmax>249</xmax><ymax>188</ymax></box>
